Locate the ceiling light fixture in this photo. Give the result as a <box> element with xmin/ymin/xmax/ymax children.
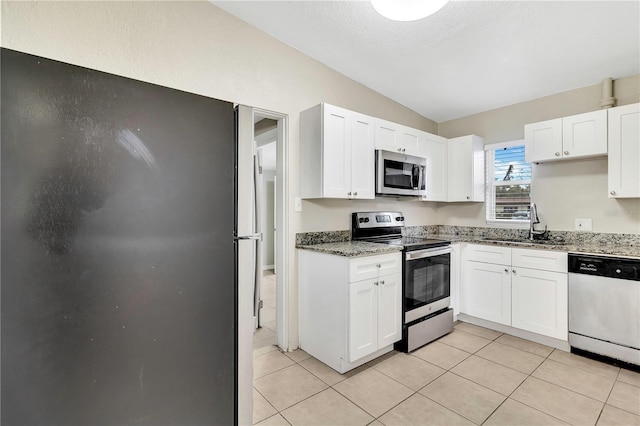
<box><xmin>370</xmin><ymin>0</ymin><xmax>449</xmax><ymax>21</ymax></box>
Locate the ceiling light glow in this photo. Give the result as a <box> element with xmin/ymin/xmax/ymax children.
<box><xmin>370</xmin><ymin>0</ymin><xmax>449</xmax><ymax>21</ymax></box>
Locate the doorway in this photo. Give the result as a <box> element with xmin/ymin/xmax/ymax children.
<box><xmin>236</xmin><ymin>106</ymin><xmax>288</xmax><ymax>425</ymax></box>
<box><xmin>253</xmin><ymin>118</ymin><xmax>278</xmax><ymax>352</ymax></box>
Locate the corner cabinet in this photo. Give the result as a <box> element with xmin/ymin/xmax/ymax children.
<box><xmin>447</xmin><ymin>135</ymin><xmax>485</xmax><ymax>202</ymax></box>
<box><xmin>524</xmin><ymin>109</ymin><xmax>607</xmax><ymax>163</ymax></box>
<box><xmin>300</xmin><ymin>103</ymin><xmax>375</xmax><ymax>199</ymax></box>
<box><xmin>461</xmin><ymin>244</ymin><xmax>568</xmax><ymax>341</ymax></box>
<box><xmin>298</xmin><ymin>250</ymin><xmax>402</xmax><ymax>373</ymax></box>
<box><xmin>608</xmin><ymin>103</ymin><xmax>640</xmax><ymax>198</ymax></box>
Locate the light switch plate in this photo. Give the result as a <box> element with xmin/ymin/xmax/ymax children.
<box><xmin>575</xmin><ymin>218</ymin><xmax>592</xmax><ymax>231</ymax></box>
<box><xmin>295</xmin><ymin>197</ymin><xmax>303</xmax><ymax>212</ymax></box>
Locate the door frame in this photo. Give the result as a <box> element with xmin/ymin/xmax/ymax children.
<box><xmin>252</xmin><ymin>107</ymin><xmax>289</xmax><ymax>351</ymax></box>
<box><xmin>236</xmin><ymin>106</ymin><xmax>289</xmax><ymax>425</ymax></box>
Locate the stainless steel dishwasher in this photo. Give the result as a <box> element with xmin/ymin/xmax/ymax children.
<box><xmin>568</xmin><ymin>253</ymin><xmax>639</xmax><ymax>367</ymax></box>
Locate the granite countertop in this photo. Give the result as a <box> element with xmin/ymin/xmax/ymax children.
<box><xmin>419</xmin><ymin>234</ymin><xmax>640</xmax><ymax>258</ymax></box>
<box><xmin>297</xmin><ymin>233</ymin><xmax>640</xmax><ymax>258</ymax></box>
<box><xmin>296</xmin><ymin>241</ymin><xmax>402</xmax><ymax>257</ymax></box>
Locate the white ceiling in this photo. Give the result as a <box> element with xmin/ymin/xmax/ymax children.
<box><xmin>212</xmin><ymin>0</ymin><xmax>639</xmax><ymax>123</ymax></box>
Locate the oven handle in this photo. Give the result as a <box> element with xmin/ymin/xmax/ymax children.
<box><xmin>406</xmin><ymin>246</ymin><xmax>453</xmax><ymax>260</ymax></box>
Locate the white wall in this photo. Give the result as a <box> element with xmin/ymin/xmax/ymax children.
<box><xmin>438</xmin><ymin>75</ymin><xmax>640</xmax><ymax>234</ymax></box>
<box><xmin>1</xmin><ymin>0</ymin><xmax>439</xmax><ymax>352</ymax></box>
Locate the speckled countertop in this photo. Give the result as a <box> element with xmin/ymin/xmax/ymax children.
<box><xmin>296</xmin><ymin>226</ymin><xmax>640</xmax><ymax>258</ymax></box>
<box><xmin>296</xmin><ymin>241</ymin><xmax>402</xmax><ymax>257</ymax></box>
<box><xmin>416</xmin><ymin>234</ymin><xmax>640</xmax><ymax>258</ymax></box>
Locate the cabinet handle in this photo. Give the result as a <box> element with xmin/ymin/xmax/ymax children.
<box><xmin>380</xmin><ymin>280</ymin><xmax>385</xmax><ymax>285</ymax></box>
<box><xmin>555</xmin><ymin>152</ymin><xmax>560</xmax><ymax>157</ymax></box>
<box><xmin>466</xmin><ymin>196</ymin><xmax>470</xmax><ymax>200</ymax></box>
<box><xmin>512</xmin><ymin>269</ymin><xmax>517</xmax><ymax>274</ymax></box>
<box><xmin>347</xmin><ymin>192</ymin><xmax>352</xmax><ymax>197</ymax></box>
<box><xmin>402</xmin><ymin>148</ymin><xmax>406</xmax><ymax>153</ymax></box>
<box><xmin>504</xmin><ymin>268</ymin><xmax>509</xmax><ymax>273</ymax></box>
<box><xmin>354</xmin><ymin>192</ymin><xmax>358</xmax><ymax>196</ymax></box>
<box><xmin>610</xmin><ymin>190</ymin><xmax>617</xmax><ymax>196</ymax></box>
<box><xmin>376</xmin><ymin>264</ymin><xmax>381</xmax><ymax>268</ymax></box>
<box><xmin>564</xmin><ymin>151</ymin><xmax>569</xmax><ymax>155</ymax></box>
<box><xmin>397</xmin><ymin>148</ymin><xmax>402</xmax><ymax>152</ymax></box>
<box><xmin>374</xmin><ymin>281</ymin><xmax>379</xmax><ymax>286</ymax></box>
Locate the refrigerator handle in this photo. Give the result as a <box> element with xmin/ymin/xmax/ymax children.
<box><xmin>234</xmin><ymin>233</ymin><xmax>263</xmax><ymax>241</ymax></box>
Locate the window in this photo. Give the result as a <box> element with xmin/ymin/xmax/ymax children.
<box><xmin>485</xmin><ymin>140</ymin><xmax>532</xmax><ymax>224</ymax></box>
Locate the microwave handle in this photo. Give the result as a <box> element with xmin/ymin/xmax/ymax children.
<box><xmin>412</xmin><ymin>164</ymin><xmax>420</xmax><ymax>189</ymax></box>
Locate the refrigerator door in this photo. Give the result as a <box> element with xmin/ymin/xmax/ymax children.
<box><xmin>1</xmin><ymin>48</ymin><xmax>236</xmax><ymax>425</ymax></box>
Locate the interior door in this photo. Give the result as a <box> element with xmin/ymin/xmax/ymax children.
<box><xmin>1</xmin><ymin>48</ymin><xmax>236</xmax><ymax>425</ymax></box>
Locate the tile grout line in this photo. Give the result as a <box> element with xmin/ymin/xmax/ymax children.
<box><xmin>254</xmin><ymin>325</ymin><xmax>638</xmax><ymax>425</ymax></box>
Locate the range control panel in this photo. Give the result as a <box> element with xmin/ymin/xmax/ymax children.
<box><xmin>352</xmin><ymin>211</ymin><xmax>405</xmax><ymax>229</ymax></box>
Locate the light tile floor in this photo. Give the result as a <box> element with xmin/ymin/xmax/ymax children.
<box><xmin>253</xmin><ymin>318</ymin><xmax>640</xmax><ymax>425</ymax></box>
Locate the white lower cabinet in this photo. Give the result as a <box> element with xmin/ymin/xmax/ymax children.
<box><xmin>348</xmin><ymin>273</ymin><xmax>402</xmax><ymax>361</ymax></box>
<box><xmin>299</xmin><ymin>250</ymin><xmax>402</xmax><ymax>373</ymax></box>
<box><xmin>461</xmin><ymin>244</ymin><xmax>568</xmax><ymax>341</ymax></box>
<box><xmin>511</xmin><ymin>266</ymin><xmax>568</xmax><ymax>340</ymax></box>
<box><xmin>463</xmin><ymin>261</ymin><xmax>512</xmax><ymax>325</ymax></box>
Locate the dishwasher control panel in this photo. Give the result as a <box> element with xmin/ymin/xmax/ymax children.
<box><xmin>568</xmin><ymin>254</ymin><xmax>639</xmax><ymax>281</ymax></box>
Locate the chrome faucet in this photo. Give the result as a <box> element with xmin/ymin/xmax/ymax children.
<box><xmin>529</xmin><ymin>202</ymin><xmax>548</xmax><ymax>240</ymax></box>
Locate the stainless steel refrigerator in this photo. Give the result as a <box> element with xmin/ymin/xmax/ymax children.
<box><xmin>1</xmin><ymin>48</ymin><xmax>237</xmax><ymax>425</ymax></box>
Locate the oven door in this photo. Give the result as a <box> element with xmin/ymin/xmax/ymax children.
<box><xmin>404</xmin><ymin>246</ymin><xmax>452</xmax><ymax>323</ymax></box>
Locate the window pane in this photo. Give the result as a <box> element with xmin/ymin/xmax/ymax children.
<box><xmin>495</xmin><ymin>184</ymin><xmax>531</xmax><ymax>220</ymax></box>
<box><xmin>486</xmin><ymin>142</ymin><xmax>532</xmax><ymax>223</ymax></box>
<box><xmin>494</xmin><ymin>145</ymin><xmax>531</xmax><ymax>182</ymax></box>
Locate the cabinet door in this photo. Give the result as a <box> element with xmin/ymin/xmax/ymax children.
<box><xmin>463</xmin><ymin>261</ymin><xmax>511</xmax><ymax>325</ymax></box>
<box><xmin>323</xmin><ymin>105</ymin><xmax>351</xmax><ymax>198</ymax></box>
<box><xmin>349</xmin><ymin>112</ymin><xmax>375</xmax><ymax>199</ymax></box>
<box><xmin>524</xmin><ymin>118</ymin><xmax>562</xmax><ymax>163</ymax></box>
<box><xmin>377</xmin><ymin>273</ymin><xmax>402</xmax><ymax>347</ymax></box>
<box><xmin>348</xmin><ymin>279</ymin><xmax>378</xmax><ymax>362</ymax></box>
<box><xmin>448</xmin><ymin>135</ymin><xmax>484</xmax><ymax>202</ymax></box>
<box><xmin>448</xmin><ymin>137</ymin><xmax>472</xmax><ymax>201</ymax></box>
<box><xmin>398</xmin><ymin>126</ymin><xmax>420</xmax><ymax>155</ymax></box>
<box><xmin>512</xmin><ymin>268</ymin><xmax>567</xmax><ymax>340</ymax></box>
<box><xmin>608</xmin><ymin>103</ymin><xmax>640</xmax><ymax>198</ymax></box>
<box><xmin>374</xmin><ymin>119</ymin><xmax>418</xmax><ymax>154</ymax></box>
<box><xmin>422</xmin><ymin>134</ymin><xmax>448</xmax><ymax>201</ymax></box>
<box><xmin>562</xmin><ymin>109</ymin><xmax>607</xmax><ymax>159</ymax></box>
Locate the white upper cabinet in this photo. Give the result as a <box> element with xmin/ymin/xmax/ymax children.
<box><xmin>300</xmin><ymin>103</ymin><xmax>375</xmax><ymax>199</ymax></box>
<box><xmin>608</xmin><ymin>103</ymin><xmax>640</xmax><ymax>198</ymax></box>
<box><xmin>447</xmin><ymin>135</ymin><xmax>485</xmax><ymax>202</ymax></box>
<box><xmin>525</xmin><ymin>109</ymin><xmax>607</xmax><ymax>163</ymax></box>
<box><xmin>374</xmin><ymin>118</ymin><xmax>420</xmax><ymax>156</ymax></box>
<box><xmin>420</xmin><ymin>133</ymin><xmax>449</xmax><ymax>201</ymax></box>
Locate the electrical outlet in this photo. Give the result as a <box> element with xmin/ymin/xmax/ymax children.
<box><xmin>295</xmin><ymin>197</ymin><xmax>303</xmax><ymax>212</ymax></box>
<box><xmin>575</xmin><ymin>218</ymin><xmax>592</xmax><ymax>231</ymax></box>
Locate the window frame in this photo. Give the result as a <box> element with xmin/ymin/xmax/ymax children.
<box><xmin>485</xmin><ymin>140</ymin><xmax>531</xmax><ymax>228</ymax></box>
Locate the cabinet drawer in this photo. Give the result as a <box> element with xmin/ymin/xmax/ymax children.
<box><xmin>349</xmin><ymin>252</ymin><xmax>402</xmax><ymax>282</ymax></box>
<box><xmin>512</xmin><ymin>248</ymin><xmax>567</xmax><ymax>273</ymax></box>
<box><xmin>464</xmin><ymin>244</ymin><xmax>511</xmax><ymax>265</ymax></box>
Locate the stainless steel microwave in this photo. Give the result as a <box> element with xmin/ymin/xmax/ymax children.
<box><xmin>375</xmin><ymin>150</ymin><xmax>427</xmax><ymax>197</ymax></box>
